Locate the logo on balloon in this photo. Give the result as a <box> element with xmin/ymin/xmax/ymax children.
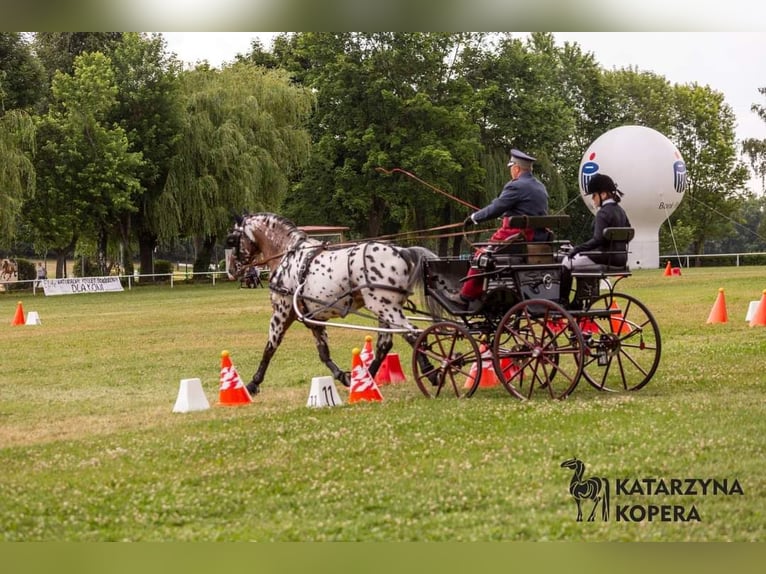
<box><xmin>580</xmin><ymin>161</ymin><xmax>599</xmax><ymax>194</ymax></box>
<box><xmin>673</xmin><ymin>160</ymin><xmax>687</xmax><ymax>194</ymax></box>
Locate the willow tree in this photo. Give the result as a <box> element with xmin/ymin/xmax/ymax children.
<box><xmin>156</xmin><ymin>62</ymin><xmax>314</xmax><ymax>272</ymax></box>
<box><xmin>0</xmin><ymin>110</ymin><xmax>36</xmax><ymax>243</ymax></box>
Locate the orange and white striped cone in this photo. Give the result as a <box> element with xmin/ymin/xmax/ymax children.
<box><xmin>348</xmin><ymin>348</ymin><xmax>383</xmax><ymax>404</ymax></box>
<box><xmin>360</xmin><ymin>335</ymin><xmax>374</xmax><ymax>370</ymax></box>
<box><xmin>217</xmin><ymin>350</ymin><xmax>253</xmax><ymax>406</ymax></box>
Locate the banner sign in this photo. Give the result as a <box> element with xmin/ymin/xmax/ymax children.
<box><xmin>42</xmin><ymin>276</ymin><xmax>124</xmax><ymax>296</ymax></box>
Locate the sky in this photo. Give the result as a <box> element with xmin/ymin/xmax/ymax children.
<box><xmin>161</xmin><ymin>32</ymin><xmax>766</xmax><ymax>191</ymax></box>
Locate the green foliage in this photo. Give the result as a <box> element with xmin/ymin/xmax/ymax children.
<box><xmin>15</xmin><ymin>257</ymin><xmax>34</xmax><ymax>280</ymax></box>
<box><xmin>153</xmin><ymin>258</ymin><xmax>173</xmax><ymax>276</ymax></box>
<box><xmin>158</xmin><ymin>62</ymin><xmax>314</xmax><ymax>243</ymax></box>
<box><xmin>670</xmin><ymin>83</ymin><xmax>750</xmax><ymax>254</ymax></box>
<box><xmin>25</xmin><ymin>51</ymin><xmax>142</xmax><ymax>264</ymax></box>
<box><xmin>0</xmin><ymin>32</ymin><xmax>45</xmax><ymax>112</ymax></box>
<box><xmin>71</xmin><ymin>257</ymin><xmax>101</xmax><ymax>278</ymax></box>
<box><xmin>0</xmin><ymin>110</ymin><xmax>36</xmax><ymax>242</ymax></box>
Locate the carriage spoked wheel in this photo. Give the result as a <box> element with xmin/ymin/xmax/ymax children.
<box><xmin>412</xmin><ymin>321</ymin><xmax>483</xmax><ymax>398</ymax></box>
<box><xmin>492</xmin><ymin>299</ymin><xmax>585</xmax><ymax>400</ymax></box>
<box><xmin>579</xmin><ymin>292</ymin><xmax>661</xmax><ymax>392</ymax></box>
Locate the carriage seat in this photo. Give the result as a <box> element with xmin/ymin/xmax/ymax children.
<box><xmin>471</xmin><ymin>215</ymin><xmax>570</xmax><ymax>268</ymax></box>
<box><xmin>425</xmin><ymin>258</ymin><xmax>471</xmax><ymax>295</ymax></box>
<box><xmin>571</xmin><ymin>227</ymin><xmax>635</xmax><ymax>276</ymax></box>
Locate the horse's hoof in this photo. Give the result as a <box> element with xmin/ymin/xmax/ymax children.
<box><xmin>247</xmin><ymin>382</ymin><xmax>260</xmax><ymax>396</ymax></box>
<box><xmin>339</xmin><ymin>372</ymin><xmax>351</xmax><ymax>387</ymax></box>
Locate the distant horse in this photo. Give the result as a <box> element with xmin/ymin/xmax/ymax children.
<box><xmin>225</xmin><ymin>213</ymin><xmax>435</xmax><ymax>395</ymax></box>
<box><xmin>1</xmin><ymin>258</ymin><xmax>17</xmax><ymax>281</ymax></box>
<box><xmin>560</xmin><ymin>457</ymin><xmax>610</xmax><ymax>521</ymax></box>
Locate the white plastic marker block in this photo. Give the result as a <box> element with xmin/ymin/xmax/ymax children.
<box><xmin>25</xmin><ymin>311</ymin><xmax>42</xmax><ymax>325</ymax></box>
<box><xmin>307</xmin><ymin>375</ymin><xmax>343</xmax><ymax>408</ymax></box>
<box><xmin>173</xmin><ymin>378</ymin><xmax>210</xmax><ymax>413</ymax></box>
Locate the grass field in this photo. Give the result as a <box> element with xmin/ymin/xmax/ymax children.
<box><xmin>1</xmin><ymin>267</ymin><xmax>764</xmax><ymax>541</ymax></box>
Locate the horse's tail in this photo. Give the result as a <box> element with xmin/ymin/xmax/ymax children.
<box><xmin>400</xmin><ymin>246</ymin><xmax>436</xmax><ymax>306</ymax></box>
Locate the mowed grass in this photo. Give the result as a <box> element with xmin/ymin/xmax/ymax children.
<box><xmin>1</xmin><ymin>268</ymin><xmax>764</xmax><ymax>541</ymax></box>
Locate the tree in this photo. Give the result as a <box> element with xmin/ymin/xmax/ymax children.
<box><xmin>268</xmin><ymin>32</ymin><xmax>485</xmax><ymax>254</ymax></box>
<box><xmin>0</xmin><ymin>32</ymin><xmax>45</xmax><ymax>113</ymax></box>
<box><xmin>110</xmin><ymin>32</ymin><xmax>185</xmax><ymax>276</ymax></box>
<box><xmin>0</xmin><ymin>110</ymin><xmax>36</xmax><ymax>243</ymax></box>
<box><xmin>742</xmin><ymin>86</ymin><xmax>766</xmax><ymax>195</ymax></box>
<box><xmin>670</xmin><ymin>83</ymin><xmax>749</xmax><ymax>260</ymax></box>
<box><xmin>156</xmin><ymin>61</ymin><xmax>314</xmax><ymax>271</ymax></box>
<box><xmin>25</xmin><ymin>52</ymin><xmax>142</xmax><ymax>277</ymax></box>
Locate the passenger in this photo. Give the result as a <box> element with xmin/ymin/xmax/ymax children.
<box><xmin>560</xmin><ymin>173</ymin><xmax>631</xmax><ymax>309</ymax></box>
<box><xmin>452</xmin><ymin>148</ymin><xmax>549</xmax><ymax>308</ymax></box>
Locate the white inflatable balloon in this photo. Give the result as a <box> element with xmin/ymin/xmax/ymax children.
<box><xmin>579</xmin><ymin>125</ymin><xmax>687</xmax><ymax>269</ymax></box>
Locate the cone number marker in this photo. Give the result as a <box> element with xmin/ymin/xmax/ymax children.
<box><xmin>307</xmin><ymin>384</ymin><xmax>338</xmax><ymax>407</ymax></box>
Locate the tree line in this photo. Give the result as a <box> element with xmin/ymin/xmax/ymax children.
<box><xmin>1</xmin><ymin>32</ymin><xmax>765</xmax><ymax>278</ymax></box>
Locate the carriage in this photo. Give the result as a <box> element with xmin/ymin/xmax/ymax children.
<box><xmin>409</xmin><ymin>215</ymin><xmax>660</xmax><ymax>400</ymax></box>
<box><xmin>225</xmin><ymin>213</ymin><xmax>660</xmax><ymax>400</ymax></box>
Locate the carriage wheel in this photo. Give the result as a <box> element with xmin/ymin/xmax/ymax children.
<box><xmin>580</xmin><ymin>292</ymin><xmax>661</xmax><ymax>392</ymax></box>
<box><xmin>411</xmin><ymin>322</ymin><xmax>483</xmax><ymax>398</ymax></box>
<box><xmin>492</xmin><ymin>299</ymin><xmax>585</xmax><ymax>400</ymax></box>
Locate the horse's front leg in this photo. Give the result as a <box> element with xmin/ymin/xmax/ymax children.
<box><xmin>368</xmin><ymin>331</ymin><xmax>393</xmax><ymax>378</ymax></box>
<box><xmin>310</xmin><ymin>326</ymin><xmax>351</xmax><ymax>387</ymax></box>
<box><xmin>247</xmin><ymin>302</ymin><xmax>296</xmax><ymax>396</ymax></box>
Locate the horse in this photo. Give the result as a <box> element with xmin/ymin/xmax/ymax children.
<box><xmin>1</xmin><ymin>258</ymin><xmax>17</xmax><ymax>281</ymax></box>
<box><xmin>560</xmin><ymin>457</ymin><xmax>610</xmax><ymax>522</ymax></box>
<box><xmin>225</xmin><ymin>213</ymin><xmax>436</xmax><ymax>396</ymax></box>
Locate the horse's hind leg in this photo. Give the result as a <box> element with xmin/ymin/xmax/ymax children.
<box><xmin>368</xmin><ymin>332</ymin><xmax>393</xmax><ymax>378</ymax></box>
<box><xmin>310</xmin><ymin>326</ymin><xmax>351</xmax><ymax>387</ymax></box>
<box><xmin>247</xmin><ymin>304</ymin><xmax>296</xmax><ymax>396</ymax></box>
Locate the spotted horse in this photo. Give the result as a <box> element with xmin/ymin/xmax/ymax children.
<box><xmin>225</xmin><ymin>213</ymin><xmax>436</xmax><ymax>396</ymax></box>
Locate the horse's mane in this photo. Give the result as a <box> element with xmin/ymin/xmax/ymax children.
<box><xmin>245</xmin><ymin>212</ymin><xmax>313</xmax><ymax>249</ymax></box>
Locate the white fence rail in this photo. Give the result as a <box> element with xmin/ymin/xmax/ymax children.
<box><xmin>661</xmin><ymin>251</ymin><xmax>766</xmax><ymax>267</ymax></box>
<box><xmin>2</xmin><ymin>270</ymin><xmax>236</xmax><ymax>295</ymax></box>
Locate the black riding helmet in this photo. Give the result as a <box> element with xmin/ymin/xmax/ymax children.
<box><xmin>585</xmin><ymin>173</ymin><xmax>618</xmax><ymax>195</ymax></box>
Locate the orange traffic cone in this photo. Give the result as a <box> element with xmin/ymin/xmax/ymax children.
<box><xmin>464</xmin><ymin>344</ymin><xmax>499</xmax><ymax>389</ymax></box>
<box><xmin>377</xmin><ymin>353</ymin><xmax>406</xmax><ymax>384</ymax></box>
<box><xmin>374</xmin><ymin>354</ymin><xmax>391</xmax><ymax>385</ymax></box>
<box><xmin>706</xmin><ymin>288</ymin><xmax>728</xmax><ymax>324</ymax></box>
<box><xmin>386</xmin><ymin>354</ymin><xmax>406</xmax><ymax>383</ymax></box>
<box><xmin>748</xmin><ymin>289</ymin><xmax>766</xmax><ymax>327</ymax></box>
<box><xmin>349</xmin><ymin>348</ymin><xmax>383</xmax><ymax>404</ymax></box>
<box><xmin>663</xmin><ymin>261</ymin><xmax>672</xmax><ymax>276</ymax></box>
<box><xmin>360</xmin><ymin>335</ymin><xmax>374</xmax><ymax>370</ymax></box>
<box><xmin>609</xmin><ymin>300</ymin><xmax>631</xmax><ymax>335</ymax></box>
<box><xmin>11</xmin><ymin>301</ymin><xmax>25</xmax><ymax>326</ymax></box>
<box><xmin>217</xmin><ymin>350</ymin><xmax>253</xmax><ymax>406</ymax></box>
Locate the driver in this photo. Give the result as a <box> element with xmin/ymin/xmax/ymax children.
<box><xmin>454</xmin><ymin>148</ymin><xmax>549</xmax><ymax>307</ymax></box>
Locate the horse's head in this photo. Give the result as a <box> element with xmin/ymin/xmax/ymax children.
<box><xmin>225</xmin><ymin>223</ymin><xmax>261</xmax><ymax>280</ymax></box>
